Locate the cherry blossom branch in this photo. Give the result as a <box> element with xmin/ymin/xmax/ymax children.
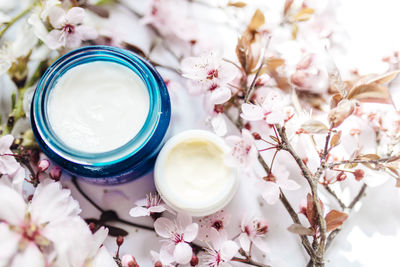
<box><xmin>327</xmin><ymin>156</ymin><xmax>399</xmax><ymax>168</ymax></box>
<box><xmin>275</xmin><ymin>125</ymin><xmax>326</xmax><ymax>266</ymax></box>
<box><xmin>0</xmin><ymin>1</ymin><xmax>37</xmax><ymax>38</ymax></box>
<box><xmin>279</xmin><ymin>189</ymin><xmax>315</xmax><ymax>258</ymax></box>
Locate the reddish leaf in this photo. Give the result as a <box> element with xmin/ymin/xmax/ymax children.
<box><xmin>283</xmin><ymin>0</ymin><xmax>294</xmax><ymax>16</ymax></box>
<box><xmin>306</xmin><ymin>193</ymin><xmax>317</xmax><ymax>228</ymax></box>
<box><xmin>287</xmin><ymin>223</ymin><xmax>314</xmax><ymax>236</ymax></box>
<box><xmin>325</xmin><ymin>210</ymin><xmax>348</xmax><ymax>232</ymax></box>
<box><xmin>293</xmin><ymin>8</ymin><xmax>314</xmax><ymax>22</ymax></box>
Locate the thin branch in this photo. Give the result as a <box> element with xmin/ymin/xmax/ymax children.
<box><xmin>279</xmin><ymin>189</ymin><xmax>316</xmax><ymax>259</ymax></box>
<box><xmin>244</xmin><ymin>36</ymin><xmax>271</xmax><ymax>103</ymax></box>
<box><xmin>275</xmin><ymin>125</ymin><xmax>327</xmax><ymax>260</ymax></box>
<box><xmin>72</xmin><ymin>176</ymin><xmax>104</xmax><ymax>212</ymax></box>
<box><xmin>324</xmin><ymin>185</ymin><xmax>346</xmax><ymax>210</ymax></box>
<box><xmin>0</xmin><ymin>1</ymin><xmax>37</xmax><ymax>38</ymax></box>
<box><xmin>327</xmin><ymin>156</ymin><xmax>399</xmax><ymax>169</ymax></box>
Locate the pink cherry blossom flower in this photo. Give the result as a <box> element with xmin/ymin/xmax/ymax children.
<box><xmin>150</xmin><ymin>250</ymin><xmax>174</xmax><ymax>267</ymax></box>
<box><xmin>154</xmin><ymin>213</ymin><xmax>198</xmax><ymax>264</ymax></box>
<box><xmin>258</xmin><ymin>163</ymin><xmax>300</xmax><ymax>205</ymax></box>
<box><xmin>202</xmin><ymin>231</ymin><xmax>239</xmax><ymax>267</ymax></box>
<box><xmin>290</xmin><ymin>53</ymin><xmax>329</xmax><ymax>94</ymax></box>
<box><xmin>225</xmin><ymin>129</ymin><xmax>258</xmax><ymax>172</ymax></box>
<box><xmin>121</xmin><ymin>254</ymin><xmax>138</xmax><ymax>267</ymax></box>
<box><xmin>181</xmin><ymin>52</ymin><xmax>237</xmax><ymax>107</ymax></box>
<box><xmin>46</xmin><ymin>6</ymin><xmax>97</xmax><ymax>49</ymax></box>
<box><xmin>0</xmin><ymin>181</ymin><xmax>116</xmax><ymax>266</ymax></box>
<box><xmin>238</xmin><ymin>216</ymin><xmax>269</xmax><ymax>253</ymax></box>
<box><xmin>141</xmin><ymin>0</ymin><xmax>198</xmax><ymax>42</ymax></box>
<box><xmin>129</xmin><ymin>192</ymin><xmax>168</xmax><ymax>217</ymax></box>
<box><xmin>198</xmin><ymin>210</ymin><xmax>231</xmax><ymax>241</ymax></box>
<box><xmin>241</xmin><ymin>90</ymin><xmax>291</xmax><ymax>125</ymax></box>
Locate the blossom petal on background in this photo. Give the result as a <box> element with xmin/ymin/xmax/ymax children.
<box><xmin>181</xmin><ymin>56</ymin><xmax>204</xmax><ymax>80</ymax></box>
<box><xmin>0</xmin><ymin>223</ymin><xmax>19</xmax><ymax>266</ymax></box>
<box><xmin>238</xmin><ymin>233</ymin><xmax>251</xmax><ymax>252</ymax></box>
<box><xmin>48</xmin><ymin>6</ymin><xmax>66</xmax><ymax>28</ymax></box>
<box><xmin>220</xmin><ymin>240</ymin><xmax>239</xmax><ymax>261</ymax></box>
<box><xmin>209</xmin><ymin>87</ymin><xmax>231</xmax><ymax>105</ymax></box>
<box><xmin>173</xmin><ymin>242</ymin><xmax>192</xmax><ymax>264</ymax></box>
<box><xmin>65</xmin><ymin>31</ymin><xmax>82</xmax><ymax>48</ymax></box>
<box><xmin>154</xmin><ymin>217</ymin><xmax>174</xmax><ymax>238</ymax></box>
<box><xmin>27</xmin><ymin>14</ymin><xmax>49</xmax><ymax>42</ymax></box>
<box><xmin>0</xmin><ymin>185</ymin><xmax>25</xmax><ymax>224</ymax></box>
<box><xmin>253</xmin><ymin>237</ymin><xmax>269</xmax><ymax>253</ymax></box>
<box><xmin>76</xmin><ymin>25</ymin><xmax>98</xmax><ymax>40</ymax></box>
<box><xmin>261</xmin><ymin>183</ymin><xmax>280</xmax><ymax>205</ymax></box>
<box><xmin>211</xmin><ymin>114</ymin><xmax>228</xmax><ymax>136</ymax></box>
<box><xmin>46</xmin><ymin>29</ymin><xmax>64</xmax><ymax>49</ymax></box>
<box><xmin>177</xmin><ymin>213</ymin><xmax>192</xmax><ymax>228</ymax></box>
<box><xmin>91</xmin><ymin>246</ymin><xmax>118</xmax><ymax>267</ymax></box>
<box><xmin>281</xmin><ymin>179</ymin><xmax>301</xmax><ymax>191</ymax></box>
<box><xmin>30</xmin><ymin>181</ymin><xmax>81</xmax><ymax>225</ymax></box>
<box><xmin>66</xmin><ymin>7</ymin><xmax>85</xmax><ymax>25</ymax></box>
<box><xmin>183</xmin><ymin>223</ymin><xmax>198</xmax><ymax>242</ymax></box>
<box><xmin>148</xmin><ymin>205</ymin><xmax>167</xmax><ymax>213</ymax></box>
<box><xmin>241</xmin><ymin>103</ymin><xmax>264</xmax><ymax>121</ymax></box>
<box><xmin>10</xmin><ymin>243</ymin><xmax>44</xmax><ymax>267</ymax></box>
<box><xmin>129</xmin><ymin>206</ymin><xmax>150</xmax><ymax>217</ymax></box>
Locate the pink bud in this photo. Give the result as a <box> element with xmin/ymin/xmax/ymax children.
<box><xmin>354</xmin><ymin>169</ymin><xmax>365</xmax><ymax>181</ymax></box>
<box><xmin>290</xmin><ymin>71</ymin><xmax>311</xmax><ymax>90</ymax></box>
<box><xmin>336</xmin><ymin>171</ymin><xmax>347</xmax><ymax>182</ymax></box>
<box><xmin>296</xmin><ymin>54</ymin><xmax>314</xmax><ymax>70</ymax></box>
<box><xmin>122</xmin><ymin>255</ymin><xmax>139</xmax><ymax>267</ymax></box>
<box><xmin>190</xmin><ymin>255</ymin><xmax>199</xmax><ymax>266</ymax></box>
<box><xmin>37</xmin><ymin>159</ymin><xmax>50</xmax><ymax>172</ymax></box>
<box><xmin>50</xmin><ymin>166</ymin><xmax>62</xmax><ymax>181</ymax></box>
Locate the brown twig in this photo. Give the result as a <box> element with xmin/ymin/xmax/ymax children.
<box><xmin>324</xmin><ymin>185</ymin><xmax>346</xmax><ymax>210</ymax></box>
<box><xmin>275</xmin><ymin>125</ymin><xmax>326</xmax><ymax>265</ymax></box>
<box><xmin>327</xmin><ymin>156</ymin><xmax>399</xmax><ymax>169</ymax></box>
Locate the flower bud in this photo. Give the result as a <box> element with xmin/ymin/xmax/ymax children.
<box><xmin>154</xmin><ymin>261</ymin><xmax>162</xmax><ymax>267</ymax></box>
<box><xmin>89</xmin><ymin>222</ymin><xmax>96</xmax><ymax>233</ymax></box>
<box><xmin>252</xmin><ymin>132</ymin><xmax>261</xmax><ymax>140</ymax></box>
<box><xmin>37</xmin><ymin>159</ymin><xmax>50</xmax><ymax>172</ymax></box>
<box><xmin>354</xmin><ymin>169</ymin><xmax>365</xmax><ymax>181</ymax></box>
<box><xmin>190</xmin><ymin>255</ymin><xmax>199</xmax><ymax>266</ymax></box>
<box><xmin>49</xmin><ymin>166</ymin><xmax>62</xmax><ymax>181</ymax></box>
<box><xmin>116</xmin><ymin>236</ymin><xmax>124</xmax><ymax>246</ymax></box>
<box><xmin>336</xmin><ymin>171</ymin><xmax>347</xmax><ymax>182</ymax></box>
<box><xmin>122</xmin><ymin>254</ymin><xmax>139</xmax><ymax>267</ymax></box>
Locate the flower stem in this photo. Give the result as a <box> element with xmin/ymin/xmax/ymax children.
<box><xmin>0</xmin><ymin>1</ymin><xmax>37</xmax><ymax>39</ymax></box>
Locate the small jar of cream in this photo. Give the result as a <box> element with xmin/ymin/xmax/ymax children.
<box><xmin>154</xmin><ymin>130</ymin><xmax>238</xmax><ymax>216</ymax></box>
<box><xmin>31</xmin><ymin>46</ymin><xmax>170</xmax><ymax>185</ymax></box>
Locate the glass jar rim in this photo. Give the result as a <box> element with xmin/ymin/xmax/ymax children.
<box><xmin>32</xmin><ymin>45</ymin><xmax>163</xmax><ymax>166</ymax></box>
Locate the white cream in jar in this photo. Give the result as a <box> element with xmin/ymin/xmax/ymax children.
<box><xmin>47</xmin><ymin>61</ymin><xmax>149</xmax><ymax>153</ymax></box>
<box><xmin>154</xmin><ymin>130</ymin><xmax>238</xmax><ymax>216</ymax></box>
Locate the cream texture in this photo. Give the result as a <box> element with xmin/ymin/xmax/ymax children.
<box><xmin>48</xmin><ymin>61</ymin><xmax>149</xmax><ymax>153</ymax></box>
<box><xmin>163</xmin><ymin>139</ymin><xmax>231</xmax><ymax>207</ymax></box>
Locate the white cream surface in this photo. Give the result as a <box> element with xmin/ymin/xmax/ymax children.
<box><xmin>48</xmin><ymin>61</ymin><xmax>149</xmax><ymax>153</ymax></box>
<box><xmin>163</xmin><ymin>139</ymin><xmax>232</xmax><ymax>207</ymax></box>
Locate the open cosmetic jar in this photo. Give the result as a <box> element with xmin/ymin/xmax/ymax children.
<box><xmin>154</xmin><ymin>130</ymin><xmax>238</xmax><ymax>216</ymax></box>
<box><xmin>30</xmin><ymin>46</ymin><xmax>170</xmax><ymax>185</ymax></box>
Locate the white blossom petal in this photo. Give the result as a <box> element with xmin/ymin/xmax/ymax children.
<box><xmin>154</xmin><ymin>217</ymin><xmax>174</xmax><ymax>238</ymax></box>
<box><xmin>173</xmin><ymin>242</ymin><xmax>192</xmax><ymax>264</ymax></box>
<box><xmin>10</xmin><ymin>243</ymin><xmax>44</xmax><ymax>267</ymax></box>
<box><xmin>48</xmin><ymin>6</ymin><xmax>66</xmax><ymax>28</ymax></box>
<box><xmin>209</xmin><ymin>87</ymin><xmax>231</xmax><ymax>105</ymax></box>
<box><xmin>129</xmin><ymin>206</ymin><xmax>150</xmax><ymax>217</ymax></box>
<box><xmin>66</xmin><ymin>7</ymin><xmax>85</xmax><ymax>25</ymax></box>
<box><xmin>0</xmin><ymin>185</ymin><xmax>25</xmax><ymax>224</ymax></box>
<box><xmin>238</xmin><ymin>233</ymin><xmax>251</xmax><ymax>252</ymax></box>
<box><xmin>220</xmin><ymin>240</ymin><xmax>239</xmax><ymax>261</ymax></box>
<box><xmin>241</xmin><ymin>103</ymin><xmax>264</xmax><ymax>121</ymax></box>
<box><xmin>183</xmin><ymin>223</ymin><xmax>198</xmax><ymax>242</ymax></box>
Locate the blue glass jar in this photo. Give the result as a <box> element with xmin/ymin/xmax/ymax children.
<box><xmin>30</xmin><ymin>46</ymin><xmax>171</xmax><ymax>185</ymax></box>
